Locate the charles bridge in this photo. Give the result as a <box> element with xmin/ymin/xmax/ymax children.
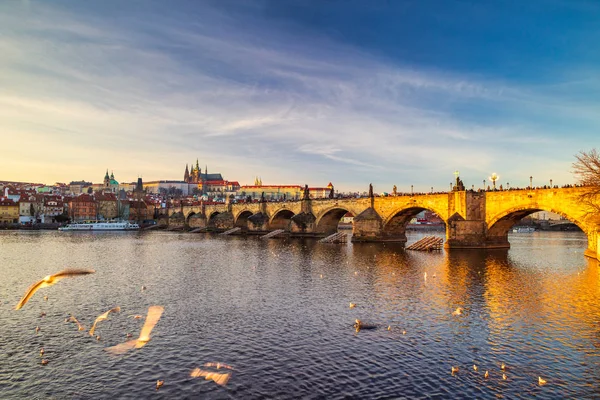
<box><xmin>159</xmin><ymin>186</ymin><xmax>600</xmax><ymax>260</ymax></box>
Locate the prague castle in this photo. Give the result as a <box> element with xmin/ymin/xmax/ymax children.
<box><xmin>141</xmin><ymin>159</ymin><xmax>240</xmax><ymax>197</ymax></box>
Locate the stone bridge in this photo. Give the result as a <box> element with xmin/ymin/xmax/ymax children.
<box><xmin>161</xmin><ymin>187</ymin><xmax>599</xmax><ymax>260</ymax></box>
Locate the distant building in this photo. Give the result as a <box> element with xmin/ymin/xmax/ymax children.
<box><xmin>143</xmin><ymin>180</ymin><xmax>191</xmax><ymax>195</ymax></box>
<box><xmin>239</xmin><ymin>180</ymin><xmax>333</xmax><ymax>200</ymax></box>
<box><xmin>69</xmin><ymin>181</ymin><xmax>92</xmax><ymax>195</ymax></box>
<box><xmin>96</xmin><ymin>192</ymin><xmax>118</xmax><ymax>220</ymax></box>
<box><xmin>42</xmin><ymin>195</ymin><xmax>64</xmax><ymax>223</ymax></box>
<box><xmin>144</xmin><ymin>159</ymin><xmax>233</xmax><ymax>197</ymax></box>
<box><xmin>18</xmin><ymin>194</ymin><xmax>38</xmax><ymax>224</ymax></box>
<box><xmin>69</xmin><ymin>193</ymin><xmax>97</xmax><ymax>221</ymax></box>
<box><xmin>0</xmin><ymin>198</ymin><xmax>19</xmax><ymax>224</ymax></box>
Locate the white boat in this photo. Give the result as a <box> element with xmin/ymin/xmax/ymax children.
<box><xmin>512</xmin><ymin>226</ymin><xmax>535</xmax><ymax>233</ymax></box>
<box><xmin>59</xmin><ymin>220</ymin><xmax>140</xmax><ymax>231</ymax></box>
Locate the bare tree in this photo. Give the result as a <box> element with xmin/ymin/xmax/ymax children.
<box><xmin>573</xmin><ymin>148</ymin><xmax>600</xmax><ymax>218</ymax></box>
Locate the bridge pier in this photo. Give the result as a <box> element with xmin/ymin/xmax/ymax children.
<box><xmin>207</xmin><ymin>212</ymin><xmax>234</xmax><ymax>232</ymax></box>
<box><xmin>352</xmin><ymin>207</ymin><xmax>390</xmax><ymax>242</ymax></box>
<box><xmin>584</xmin><ymin>229</ymin><xmax>599</xmax><ymax>260</ymax></box>
<box><xmin>290</xmin><ymin>212</ymin><xmax>317</xmax><ymax>236</ymax></box>
<box><xmin>188</xmin><ymin>213</ymin><xmax>207</xmax><ymax>230</ymax></box>
<box><xmin>247</xmin><ymin>213</ymin><xmax>270</xmax><ymax>234</ymax></box>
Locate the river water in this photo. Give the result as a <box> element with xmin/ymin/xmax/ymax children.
<box><xmin>0</xmin><ymin>230</ymin><xmax>598</xmax><ymax>399</ymax></box>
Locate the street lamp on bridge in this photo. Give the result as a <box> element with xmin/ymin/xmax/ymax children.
<box><xmin>483</xmin><ymin>179</ymin><xmax>486</xmax><ymax>191</ymax></box>
<box><xmin>550</xmin><ymin>179</ymin><xmax>553</xmax><ymax>188</ymax></box>
<box><xmin>489</xmin><ymin>173</ymin><xmax>499</xmax><ymax>190</ymax></box>
<box><xmin>530</xmin><ymin>176</ymin><xmax>533</xmax><ymax>189</ymax></box>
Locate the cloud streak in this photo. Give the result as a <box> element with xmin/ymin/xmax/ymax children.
<box><xmin>0</xmin><ymin>1</ymin><xmax>597</xmax><ymax>191</ymax></box>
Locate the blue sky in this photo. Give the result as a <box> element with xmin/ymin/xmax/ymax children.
<box><xmin>1</xmin><ymin>0</ymin><xmax>598</xmax><ymax>192</ymax></box>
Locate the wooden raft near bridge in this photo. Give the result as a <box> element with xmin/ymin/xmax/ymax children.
<box><xmin>318</xmin><ymin>232</ymin><xmax>348</xmax><ymax>243</ymax></box>
<box><xmin>406</xmin><ymin>236</ymin><xmax>443</xmax><ymax>251</ymax></box>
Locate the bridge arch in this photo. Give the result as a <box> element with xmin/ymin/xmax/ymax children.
<box><xmin>315</xmin><ymin>206</ymin><xmax>352</xmax><ymax>235</ymax></box>
<box><xmin>486</xmin><ymin>205</ymin><xmax>591</xmax><ymax>247</ymax></box>
<box><xmin>235</xmin><ymin>210</ymin><xmax>253</xmax><ymax>231</ymax></box>
<box><xmin>382</xmin><ymin>206</ymin><xmax>447</xmax><ymax>242</ymax></box>
<box><xmin>269</xmin><ymin>209</ymin><xmax>295</xmax><ymax>231</ymax></box>
<box><xmin>206</xmin><ymin>211</ymin><xmax>221</xmax><ymax>229</ymax></box>
<box><xmin>186</xmin><ymin>211</ymin><xmax>197</xmax><ymax>225</ymax></box>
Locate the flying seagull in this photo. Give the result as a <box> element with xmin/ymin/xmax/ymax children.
<box><xmin>15</xmin><ymin>269</ymin><xmax>96</xmax><ymax>310</ymax></box>
<box><xmin>68</xmin><ymin>315</ymin><xmax>86</xmax><ymax>331</ymax></box>
<box><xmin>190</xmin><ymin>368</ymin><xmax>231</xmax><ymax>386</ymax></box>
<box><xmin>89</xmin><ymin>306</ymin><xmax>121</xmax><ymax>336</ymax></box>
<box><xmin>105</xmin><ymin>306</ymin><xmax>164</xmax><ymax>355</ymax></box>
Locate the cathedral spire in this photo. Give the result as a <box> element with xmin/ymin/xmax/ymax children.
<box><xmin>196</xmin><ymin>159</ymin><xmax>200</xmax><ymax>171</ymax></box>
<box><xmin>184</xmin><ymin>164</ymin><xmax>189</xmax><ymax>182</ymax></box>
<box><xmin>104</xmin><ymin>169</ymin><xmax>110</xmax><ymax>180</ymax></box>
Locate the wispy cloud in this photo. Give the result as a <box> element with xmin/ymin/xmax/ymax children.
<box><xmin>0</xmin><ymin>1</ymin><xmax>597</xmax><ymax>190</ymax></box>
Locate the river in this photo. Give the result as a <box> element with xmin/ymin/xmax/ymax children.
<box><xmin>0</xmin><ymin>230</ymin><xmax>598</xmax><ymax>399</ymax></box>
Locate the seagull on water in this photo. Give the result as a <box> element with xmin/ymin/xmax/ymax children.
<box><xmin>452</xmin><ymin>308</ymin><xmax>463</xmax><ymax>316</ymax></box>
<box><xmin>89</xmin><ymin>306</ymin><xmax>121</xmax><ymax>336</ymax></box>
<box><xmin>105</xmin><ymin>306</ymin><xmax>164</xmax><ymax>355</ymax></box>
<box><xmin>15</xmin><ymin>269</ymin><xmax>95</xmax><ymax>310</ymax></box>
<box><xmin>538</xmin><ymin>376</ymin><xmax>547</xmax><ymax>385</ymax></box>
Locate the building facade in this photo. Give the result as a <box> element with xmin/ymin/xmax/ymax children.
<box><xmin>69</xmin><ymin>193</ymin><xmax>97</xmax><ymax>221</ymax></box>
<box><xmin>0</xmin><ymin>199</ymin><xmax>19</xmax><ymax>224</ymax></box>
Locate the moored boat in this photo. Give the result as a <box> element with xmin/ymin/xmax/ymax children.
<box><xmin>512</xmin><ymin>226</ymin><xmax>535</xmax><ymax>233</ymax></box>
<box><xmin>58</xmin><ymin>220</ymin><xmax>140</xmax><ymax>231</ymax></box>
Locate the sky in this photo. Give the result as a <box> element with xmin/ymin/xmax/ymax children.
<box><xmin>1</xmin><ymin>0</ymin><xmax>599</xmax><ymax>192</ymax></box>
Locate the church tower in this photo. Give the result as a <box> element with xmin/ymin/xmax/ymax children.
<box><xmin>104</xmin><ymin>169</ymin><xmax>110</xmax><ymax>188</ymax></box>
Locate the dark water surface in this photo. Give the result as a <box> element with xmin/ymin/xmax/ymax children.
<box><xmin>1</xmin><ymin>230</ymin><xmax>599</xmax><ymax>399</ymax></box>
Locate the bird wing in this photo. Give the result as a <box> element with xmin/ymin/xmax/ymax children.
<box><xmin>15</xmin><ymin>279</ymin><xmax>50</xmax><ymax>310</ymax></box>
<box><xmin>204</xmin><ymin>362</ymin><xmax>235</xmax><ymax>371</ymax></box>
<box><xmin>205</xmin><ymin>371</ymin><xmax>231</xmax><ymax>386</ymax></box>
<box><xmin>52</xmin><ymin>269</ymin><xmax>96</xmax><ymax>279</ymax></box>
<box><xmin>211</xmin><ymin>372</ymin><xmax>231</xmax><ymax>386</ymax></box>
<box><xmin>69</xmin><ymin>315</ymin><xmax>86</xmax><ymax>331</ymax></box>
<box><xmin>137</xmin><ymin>305</ymin><xmax>164</xmax><ymax>342</ymax></box>
<box><xmin>89</xmin><ymin>306</ymin><xmax>120</xmax><ymax>335</ymax></box>
<box><xmin>190</xmin><ymin>368</ymin><xmax>205</xmax><ymax>378</ymax></box>
<box><xmin>89</xmin><ymin>310</ymin><xmax>110</xmax><ymax>336</ymax></box>
<box><xmin>105</xmin><ymin>339</ymin><xmax>138</xmax><ymax>355</ymax></box>
<box><xmin>15</xmin><ymin>269</ymin><xmax>95</xmax><ymax>310</ymax></box>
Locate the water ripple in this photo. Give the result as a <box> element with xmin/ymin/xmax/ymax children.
<box><xmin>0</xmin><ymin>230</ymin><xmax>596</xmax><ymax>398</ymax></box>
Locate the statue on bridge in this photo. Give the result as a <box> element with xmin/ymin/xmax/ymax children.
<box><xmin>392</xmin><ymin>185</ymin><xmax>397</xmax><ymax>196</ymax></box>
<box><xmin>303</xmin><ymin>184</ymin><xmax>310</xmax><ymax>200</ymax></box>
<box><xmin>260</xmin><ymin>192</ymin><xmax>266</xmax><ymax>202</ymax></box>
